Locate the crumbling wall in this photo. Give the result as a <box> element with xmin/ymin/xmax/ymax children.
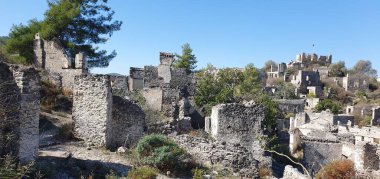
<box><xmin>10</xmin><ymin>65</ymin><xmax>41</xmax><ymax>163</ymax></box>
<box><xmin>282</xmin><ymin>165</ymin><xmax>310</xmax><ymax>179</ymax></box>
<box><xmin>128</xmin><ymin>67</ymin><xmax>144</xmax><ymax>91</ymax></box>
<box><xmin>0</xmin><ymin>62</ymin><xmax>21</xmax><ymax>158</ymax></box>
<box><xmin>301</xmin><ymin>138</ymin><xmax>343</xmax><ymax>174</ymax></box>
<box><xmin>73</xmin><ymin>75</ymin><xmax>113</xmax><ymax>147</ymax></box>
<box><xmin>343</xmin><ymin>75</ymin><xmax>369</xmax><ymax>93</ymax></box>
<box><xmin>34</xmin><ymin>33</ymin><xmax>87</xmax><ymax>90</ymax></box>
<box><xmin>354</xmin><ymin>141</ymin><xmax>379</xmax><ymax>171</ymax></box>
<box><xmin>174</xmin><ymin>134</ymin><xmax>259</xmax><ymax>178</ymax></box>
<box><xmin>141</xmin><ymin>88</ymin><xmax>163</xmax><ymax>111</ymax></box>
<box><xmin>110</xmin><ymin>75</ymin><xmax>129</xmax><ymax>95</ymax></box>
<box><xmin>210</xmin><ymin>103</ymin><xmax>265</xmax><ymax>150</ymax></box>
<box><xmin>108</xmin><ymin>96</ymin><xmax>145</xmax><ymax>149</ymax></box>
<box><xmin>73</xmin><ymin>75</ymin><xmax>145</xmax><ymax>149</ymax></box>
<box><xmin>276</xmin><ymin>99</ymin><xmax>305</xmax><ymax>113</ymax></box>
<box><xmin>0</xmin><ymin>62</ymin><xmax>40</xmax><ymax>163</ymax></box>
<box><xmin>143</xmin><ymin>66</ymin><xmax>161</xmax><ymax>88</ymax></box>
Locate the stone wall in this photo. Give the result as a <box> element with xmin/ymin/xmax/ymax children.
<box><xmin>73</xmin><ymin>75</ymin><xmax>145</xmax><ymax>149</ymax></box>
<box><xmin>275</xmin><ymin>99</ymin><xmax>305</xmax><ymax>113</ymax></box>
<box><xmin>354</xmin><ymin>141</ymin><xmax>379</xmax><ymax>171</ymax></box>
<box><xmin>110</xmin><ymin>75</ymin><xmax>129</xmax><ymax>95</ymax></box>
<box><xmin>10</xmin><ymin>65</ymin><xmax>41</xmax><ymax>163</ymax></box>
<box><xmin>174</xmin><ymin>134</ymin><xmax>259</xmax><ymax>178</ymax></box>
<box><xmin>210</xmin><ymin>103</ymin><xmax>265</xmax><ymax>150</ymax></box>
<box><xmin>143</xmin><ymin>66</ymin><xmax>161</xmax><ymax>88</ymax></box>
<box><xmin>108</xmin><ymin>96</ymin><xmax>145</xmax><ymax>149</ymax></box>
<box><xmin>128</xmin><ymin>67</ymin><xmax>144</xmax><ymax>91</ymax></box>
<box><xmin>0</xmin><ymin>62</ymin><xmax>40</xmax><ymax>163</ymax></box>
<box><xmin>73</xmin><ymin>75</ymin><xmax>113</xmax><ymax>147</ymax></box>
<box><xmin>0</xmin><ymin>62</ymin><xmax>21</xmax><ymax>158</ymax></box>
<box><xmin>142</xmin><ymin>88</ymin><xmax>163</xmax><ymax>111</ymax></box>
<box><xmin>301</xmin><ymin>137</ymin><xmax>343</xmax><ymax>174</ymax></box>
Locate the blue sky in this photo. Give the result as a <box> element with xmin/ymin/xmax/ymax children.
<box><xmin>1</xmin><ymin>0</ymin><xmax>379</xmax><ymax>75</ymax></box>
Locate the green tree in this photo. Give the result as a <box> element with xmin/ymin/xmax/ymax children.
<box><xmin>329</xmin><ymin>61</ymin><xmax>347</xmax><ymax>77</ymax></box>
<box><xmin>263</xmin><ymin>60</ymin><xmax>277</xmax><ymax>71</ymax></box>
<box><xmin>5</xmin><ymin>20</ymin><xmax>43</xmax><ymax>64</ymax></box>
<box><xmin>235</xmin><ymin>63</ymin><xmax>262</xmax><ymax>100</ymax></box>
<box><xmin>315</xmin><ymin>99</ymin><xmax>342</xmax><ymax>114</ymax></box>
<box><xmin>5</xmin><ymin>0</ymin><xmax>122</xmax><ymax>68</ymax></box>
<box><xmin>351</xmin><ymin>60</ymin><xmax>377</xmax><ymax>78</ymax></box>
<box><xmin>174</xmin><ymin>43</ymin><xmax>197</xmax><ymax>74</ymax></box>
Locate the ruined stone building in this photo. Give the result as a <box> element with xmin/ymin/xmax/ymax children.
<box><xmin>291</xmin><ymin>70</ymin><xmax>322</xmax><ymax>97</ymax></box>
<box><xmin>275</xmin><ymin>99</ymin><xmax>305</xmax><ymax>114</ymax></box>
<box><xmin>266</xmin><ymin>63</ymin><xmax>287</xmax><ymax>78</ymax></box>
<box><xmin>288</xmin><ymin>109</ymin><xmax>380</xmax><ymax>177</ymax></box>
<box><xmin>342</xmin><ymin>74</ymin><xmax>369</xmax><ymax>93</ymax></box>
<box><xmin>128</xmin><ymin>52</ymin><xmax>200</xmax><ymax>126</ymax></box>
<box><xmin>0</xmin><ymin>62</ymin><xmax>40</xmax><ymax>163</ymax></box>
<box><xmin>34</xmin><ymin>33</ymin><xmax>88</xmax><ymax>90</ymax></box>
<box><xmin>295</xmin><ymin>53</ymin><xmax>332</xmax><ymax>65</ymax></box>
<box><xmin>72</xmin><ymin>74</ymin><xmax>145</xmax><ymax>149</ymax></box>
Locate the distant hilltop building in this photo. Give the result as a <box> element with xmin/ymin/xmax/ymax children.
<box><xmin>295</xmin><ymin>52</ymin><xmax>332</xmax><ymax>65</ymax></box>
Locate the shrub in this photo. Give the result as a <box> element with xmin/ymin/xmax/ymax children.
<box><xmin>127</xmin><ymin>166</ymin><xmax>157</xmax><ymax>179</ymax></box>
<box><xmin>192</xmin><ymin>167</ymin><xmax>206</xmax><ymax>179</ymax></box>
<box><xmin>135</xmin><ymin>134</ymin><xmax>186</xmax><ymax>172</ymax></box>
<box><xmin>0</xmin><ymin>154</ymin><xmax>34</xmax><ymax>178</ymax></box>
<box><xmin>316</xmin><ymin>159</ymin><xmax>355</xmax><ymax>179</ymax></box>
<box><xmin>315</xmin><ymin>99</ymin><xmax>342</xmax><ymax>114</ymax></box>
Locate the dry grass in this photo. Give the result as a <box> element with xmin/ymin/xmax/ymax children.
<box><xmin>316</xmin><ymin>159</ymin><xmax>355</xmax><ymax>179</ymax></box>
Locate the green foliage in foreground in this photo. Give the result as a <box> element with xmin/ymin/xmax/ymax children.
<box><xmin>135</xmin><ymin>134</ymin><xmax>186</xmax><ymax>172</ymax></box>
<box><xmin>126</xmin><ymin>166</ymin><xmax>157</xmax><ymax>179</ymax></box>
<box><xmin>0</xmin><ymin>154</ymin><xmax>35</xmax><ymax>179</ymax></box>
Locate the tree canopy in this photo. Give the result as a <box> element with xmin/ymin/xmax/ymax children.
<box><xmin>329</xmin><ymin>61</ymin><xmax>347</xmax><ymax>77</ymax></box>
<box><xmin>5</xmin><ymin>0</ymin><xmax>122</xmax><ymax>68</ymax></box>
<box><xmin>173</xmin><ymin>43</ymin><xmax>197</xmax><ymax>74</ymax></box>
<box><xmin>351</xmin><ymin>60</ymin><xmax>377</xmax><ymax>78</ymax></box>
<box><xmin>194</xmin><ymin>64</ymin><xmax>278</xmax><ymax>130</ymax></box>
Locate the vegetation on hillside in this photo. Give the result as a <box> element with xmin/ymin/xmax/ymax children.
<box><xmin>315</xmin><ymin>99</ymin><xmax>342</xmax><ymax>114</ymax></box>
<box><xmin>195</xmin><ymin>63</ymin><xmax>279</xmax><ymax>130</ymax></box>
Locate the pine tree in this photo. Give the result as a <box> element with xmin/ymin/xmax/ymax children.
<box><xmin>174</xmin><ymin>43</ymin><xmax>197</xmax><ymax>74</ymax></box>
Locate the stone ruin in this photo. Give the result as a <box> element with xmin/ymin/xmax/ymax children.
<box><xmin>72</xmin><ymin>74</ymin><xmax>145</xmax><ymax>149</ymax></box>
<box><xmin>0</xmin><ymin>62</ymin><xmax>40</xmax><ymax>163</ymax></box>
<box><xmin>288</xmin><ymin>109</ymin><xmax>380</xmax><ymax>176</ymax></box>
<box><xmin>34</xmin><ymin>33</ymin><xmax>88</xmax><ymax>90</ymax></box>
<box><xmin>295</xmin><ymin>52</ymin><xmax>332</xmax><ymax>65</ymax></box>
<box><xmin>342</xmin><ymin>74</ymin><xmax>369</xmax><ymax>93</ymax></box>
<box><xmin>128</xmin><ymin>52</ymin><xmax>200</xmax><ymax>127</ymax></box>
<box><xmin>291</xmin><ymin>70</ymin><xmax>322</xmax><ymax>97</ymax></box>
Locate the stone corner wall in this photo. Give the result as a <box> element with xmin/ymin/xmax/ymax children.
<box><xmin>73</xmin><ymin>74</ymin><xmax>112</xmax><ymax>147</ymax></box>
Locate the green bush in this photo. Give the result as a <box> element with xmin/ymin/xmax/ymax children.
<box><xmin>127</xmin><ymin>166</ymin><xmax>157</xmax><ymax>179</ymax></box>
<box><xmin>135</xmin><ymin>134</ymin><xmax>186</xmax><ymax>172</ymax></box>
<box><xmin>315</xmin><ymin>99</ymin><xmax>342</xmax><ymax>114</ymax></box>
